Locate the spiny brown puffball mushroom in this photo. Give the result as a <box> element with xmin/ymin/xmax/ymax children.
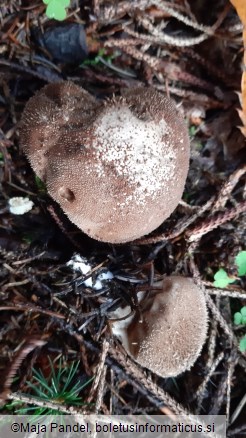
<box><xmin>110</xmin><ymin>276</ymin><xmax>208</xmax><ymax>378</ymax></box>
<box><xmin>20</xmin><ymin>82</ymin><xmax>190</xmax><ymax>243</ymax></box>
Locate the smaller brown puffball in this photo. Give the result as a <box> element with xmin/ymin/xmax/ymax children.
<box><xmin>20</xmin><ymin>82</ymin><xmax>190</xmax><ymax>243</ymax></box>
<box><xmin>110</xmin><ymin>276</ymin><xmax>208</xmax><ymax>378</ymax></box>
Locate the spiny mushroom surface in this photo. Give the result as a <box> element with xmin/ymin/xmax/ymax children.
<box><xmin>20</xmin><ymin>82</ymin><xmax>190</xmax><ymax>243</ymax></box>
<box><xmin>110</xmin><ymin>276</ymin><xmax>208</xmax><ymax>378</ymax></box>
<box><xmin>20</xmin><ymin>82</ymin><xmax>97</xmax><ymax>180</ymax></box>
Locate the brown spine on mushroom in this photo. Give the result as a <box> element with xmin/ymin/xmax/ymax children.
<box><xmin>20</xmin><ymin>83</ymin><xmax>190</xmax><ymax>243</ymax></box>
<box><xmin>19</xmin><ymin>82</ymin><xmax>97</xmax><ymax>181</ymax></box>
<box><xmin>125</xmin><ymin>276</ymin><xmax>208</xmax><ymax>377</ymax></box>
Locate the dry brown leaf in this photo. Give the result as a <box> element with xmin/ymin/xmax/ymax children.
<box><xmin>230</xmin><ymin>0</ymin><xmax>246</xmax><ymax>136</ymax></box>
<box><xmin>230</xmin><ymin>0</ymin><xmax>246</xmax><ymax>23</ymax></box>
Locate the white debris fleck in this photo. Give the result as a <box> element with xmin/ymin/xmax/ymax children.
<box><xmin>67</xmin><ymin>254</ymin><xmax>91</xmax><ymax>274</ymax></box>
<box><xmin>94</xmin><ymin>271</ymin><xmax>114</xmax><ymax>290</ymax></box>
<box><xmin>67</xmin><ymin>254</ymin><xmax>113</xmax><ymax>290</ymax></box>
<box><xmin>8</xmin><ymin>197</ymin><xmax>34</xmax><ymax>215</ymax></box>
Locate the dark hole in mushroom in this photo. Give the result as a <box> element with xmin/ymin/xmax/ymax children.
<box><xmin>58</xmin><ymin>187</ymin><xmax>75</xmax><ymax>202</ymax></box>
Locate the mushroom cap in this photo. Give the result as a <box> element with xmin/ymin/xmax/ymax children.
<box><xmin>20</xmin><ymin>82</ymin><xmax>189</xmax><ymax>243</ymax></box>
<box><xmin>115</xmin><ymin>276</ymin><xmax>208</xmax><ymax>378</ymax></box>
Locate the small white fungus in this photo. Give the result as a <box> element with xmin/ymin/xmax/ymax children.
<box><xmin>67</xmin><ymin>254</ymin><xmax>114</xmax><ymax>290</ymax></box>
<box><xmin>8</xmin><ymin>197</ymin><xmax>34</xmax><ymax>215</ymax></box>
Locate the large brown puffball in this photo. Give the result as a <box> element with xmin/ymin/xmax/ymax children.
<box><xmin>111</xmin><ymin>276</ymin><xmax>208</xmax><ymax>378</ymax></box>
<box><xmin>20</xmin><ymin>82</ymin><xmax>190</xmax><ymax>243</ymax></box>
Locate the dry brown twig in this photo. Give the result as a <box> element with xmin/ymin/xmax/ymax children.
<box><xmin>186</xmin><ymin>200</ymin><xmax>246</xmax><ymax>243</ymax></box>
<box><xmin>206</xmin><ymin>286</ymin><xmax>246</xmax><ymax>299</ymax></box>
<box><xmin>226</xmin><ymin>350</ymin><xmax>239</xmax><ymax>422</ymax></box>
<box><xmin>121</xmin><ymin>2</ymin><xmax>229</xmax><ymax>48</ymax></box>
<box><xmin>94</xmin><ymin>365</ymin><xmax>107</xmax><ymax>413</ymax></box>
<box><xmin>210</xmin><ymin>373</ymin><xmax>228</xmax><ymax>415</ymax></box>
<box><xmin>0</xmin><ymin>304</ymin><xmax>66</xmax><ymax>320</ymax></box>
<box><xmin>124</xmin><ymin>26</ymin><xmax>209</xmax><ymax>48</ymax></box>
<box><xmin>135</xmin><ymin>197</ymin><xmax>215</xmax><ymax>245</ymax></box>
<box><xmin>195</xmin><ymin>352</ymin><xmax>225</xmax><ymax>414</ymax></box>
<box><xmin>189</xmin><ymin>249</ymin><xmax>246</xmax><ymax>367</ymax></box>
<box><xmin>213</xmin><ymin>164</ymin><xmax>246</xmax><ymax>210</ymax></box>
<box><xmin>105</xmin><ymin>38</ymin><xmax>216</xmax><ymax>92</ymax></box>
<box><xmin>101</xmin><ymin>0</ymin><xmax>229</xmax><ymax>45</ymax></box>
<box><xmin>206</xmin><ymin>313</ymin><xmax>219</xmax><ymax>370</ymax></box>
<box><xmin>7</xmin><ymin>392</ymin><xmax>90</xmax><ymax>415</ymax></box>
<box><xmin>0</xmin><ymin>338</ymin><xmax>46</xmax><ymax>403</ymax></box>
<box><xmin>134</xmin><ymin>163</ymin><xmax>246</xmax><ymax>246</ymax></box>
<box><xmin>149</xmin><ymin>200</ymin><xmax>245</xmax><ymax>245</ymax></box>
<box><xmin>158</xmin><ymin>85</ymin><xmax>226</xmax><ymax>108</ymax></box>
<box><xmin>87</xmin><ymin>339</ymin><xmax>110</xmax><ymax>405</ymax></box>
<box><xmin>149</xmin><ymin>1</ymin><xmax>230</xmax><ymax>35</ymax></box>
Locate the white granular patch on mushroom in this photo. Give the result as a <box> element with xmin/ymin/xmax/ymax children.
<box><xmin>93</xmin><ymin>106</ymin><xmax>176</xmax><ymax>206</ymax></box>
